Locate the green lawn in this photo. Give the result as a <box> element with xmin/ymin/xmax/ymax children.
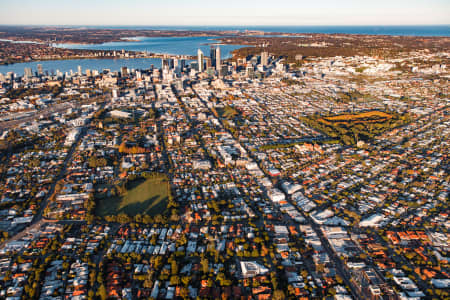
<box><xmin>217</xmin><ymin>105</ymin><xmax>238</xmax><ymax>119</ymax></box>
<box><xmin>96</xmin><ymin>178</ymin><xmax>168</xmax><ymax>217</ymax></box>
<box><xmin>301</xmin><ymin>111</ymin><xmax>411</xmax><ymax>145</ymax></box>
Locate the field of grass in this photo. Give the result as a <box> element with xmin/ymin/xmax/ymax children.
<box><xmin>96</xmin><ymin>178</ymin><xmax>168</xmax><ymax>217</ymax></box>
<box><xmin>319</xmin><ymin>111</ymin><xmax>392</xmax><ymax>125</ymax></box>
<box><xmin>217</xmin><ymin>105</ymin><xmax>238</xmax><ymax>119</ymax></box>
<box><xmin>302</xmin><ymin>111</ymin><xmax>410</xmax><ymax>145</ymax></box>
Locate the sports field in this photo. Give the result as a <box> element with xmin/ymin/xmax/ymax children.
<box><xmin>302</xmin><ymin>111</ymin><xmax>410</xmax><ymax>145</ymax></box>
<box><xmin>319</xmin><ymin>111</ymin><xmax>392</xmax><ymax>125</ymax></box>
<box><xmin>96</xmin><ymin>178</ymin><xmax>168</xmax><ymax>217</ymax></box>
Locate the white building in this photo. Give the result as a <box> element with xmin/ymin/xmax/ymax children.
<box><xmin>193</xmin><ymin>160</ymin><xmax>211</xmax><ymax>170</ymax></box>
<box><xmin>268</xmin><ymin>188</ymin><xmax>286</xmax><ymax>203</ymax></box>
<box><xmin>64</xmin><ymin>128</ymin><xmax>81</xmax><ymax>147</ymax></box>
<box><xmin>359</xmin><ymin>214</ymin><xmax>386</xmax><ymax>227</ymax></box>
<box><xmin>240</xmin><ymin>261</ymin><xmax>269</xmax><ymax>278</ymax></box>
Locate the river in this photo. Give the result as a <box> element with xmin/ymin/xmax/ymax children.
<box><xmin>0</xmin><ymin>36</ymin><xmax>244</xmax><ymax>75</ymax></box>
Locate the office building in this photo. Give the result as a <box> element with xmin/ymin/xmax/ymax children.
<box><xmin>197</xmin><ymin>49</ymin><xmax>204</xmax><ymax>72</ymax></box>
<box><xmin>24</xmin><ymin>67</ymin><xmax>33</xmax><ymax>78</ymax></box>
<box><xmin>121</xmin><ymin>66</ymin><xmax>128</xmax><ymax>77</ymax></box>
<box><xmin>37</xmin><ymin>64</ymin><xmax>43</xmax><ymax>76</ymax></box>
<box><xmin>210</xmin><ymin>46</ymin><xmax>221</xmax><ymax>71</ymax></box>
<box><xmin>162</xmin><ymin>58</ymin><xmax>169</xmax><ymax>70</ymax></box>
<box><xmin>205</xmin><ymin>57</ymin><xmax>211</xmax><ymax>69</ymax></box>
<box><xmin>261</xmin><ymin>51</ymin><xmax>269</xmax><ymax>66</ymax></box>
<box><xmin>180</xmin><ymin>59</ymin><xmax>186</xmax><ymax>70</ymax></box>
<box><xmin>215</xmin><ymin>46</ymin><xmax>221</xmax><ymax>71</ymax></box>
<box><xmin>210</xmin><ymin>46</ymin><xmax>217</xmax><ymax>68</ymax></box>
<box><xmin>162</xmin><ymin>58</ymin><xmax>175</xmax><ymax>70</ymax></box>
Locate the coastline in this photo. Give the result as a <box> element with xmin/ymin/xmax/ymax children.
<box><xmin>1</xmin><ymin>25</ymin><xmax>448</xmax><ymax>46</ymax></box>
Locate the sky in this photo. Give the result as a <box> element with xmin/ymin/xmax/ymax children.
<box><xmin>0</xmin><ymin>0</ymin><xmax>449</xmax><ymax>26</ymax></box>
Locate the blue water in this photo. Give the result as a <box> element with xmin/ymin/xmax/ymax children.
<box><xmin>1</xmin><ymin>25</ymin><xmax>448</xmax><ymax>75</ymax></box>
<box><xmin>55</xmin><ymin>36</ymin><xmax>243</xmax><ymax>58</ymax></box>
<box><xmin>0</xmin><ymin>36</ymin><xmax>244</xmax><ymax>75</ymax></box>
<box><xmin>0</xmin><ymin>58</ymin><xmax>163</xmax><ymax>76</ymax></box>
<box><xmin>82</xmin><ymin>25</ymin><xmax>450</xmax><ymax>37</ymax></box>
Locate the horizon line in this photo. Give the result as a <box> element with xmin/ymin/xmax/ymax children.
<box><xmin>0</xmin><ymin>24</ymin><xmax>449</xmax><ymax>27</ymax></box>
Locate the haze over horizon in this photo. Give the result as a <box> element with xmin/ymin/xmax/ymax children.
<box><xmin>1</xmin><ymin>0</ymin><xmax>449</xmax><ymax>26</ymax></box>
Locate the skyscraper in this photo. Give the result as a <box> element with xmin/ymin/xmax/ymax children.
<box><xmin>24</xmin><ymin>67</ymin><xmax>32</xmax><ymax>78</ymax></box>
<box><xmin>180</xmin><ymin>59</ymin><xmax>186</xmax><ymax>70</ymax></box>
<box><xmin>216</xmin><ymin>46</ymin><xmax>221</xmax><ymax>71</ymax></box>
<box><xmin>210</xmin><ymin>46</ymin><xmax>216</xmax><ymax>68</ymax></box>
<box><xmin>261</xmin><ymin>51</ymin><xmax>269</xmax><ymax>66</ymax></box>
<box><xmin>210</xmin><ymin>46</ymin><xmax>221</xmax><ymax>71</ymax></box>
<box><xmin>205</xmin><ymin>57</ymin><xmax>211</xmax><ymax>70</ymax></box>
<box><xmin>121</xmin><ymin>66</ymin><xmax>128</xmax><ymax>77</ymax></box>
<box><xmin>162</xmin><ymin>58</ymin><xmax>175</xmax><ymax>70</ymax></box>
<box><xmin>197</xmin><ymin>49</ymin><xmax>204</xmax><ymax>72</ymax></box>
<box><xmin>37</xmin><ymin>64</ymin><xmax>43</xmax><ymax>76</ymax></box>
<box><xmin>162</xmin><ymin>58</ymin><xmax>170</xmax><ymax>70</ymax></box>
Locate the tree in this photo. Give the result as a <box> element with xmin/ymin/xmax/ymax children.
<box><xmin>88</xmin><ymin>156</ymin><xmax>107</xmax><ymax>168</ymax></box>
<box><xmin>152</xmin><ymin>256</ymin><xmax>163</xmax><ymax>270</ymax></box>
<box><xmin>273</xmin><ymin>290</ymin><xmax>285</xmax><ymax>300</ymax></box>
<box><xmin>179</xmin><ymin>286</ymin><xmax>189</xmax><ymax>298</ymax></box>
<box><xmin>117</xmin><ymin>213</ymin><xmax>131</xmax><ymax>224</ymax></box>
<box><xmin>176</xmin><ymin>234</ymin><xmax>187</xmax><ymax>247</ymax></box>
<box><xmin>271</xmin><ymin>272</ymin><xmax>278</xmax><ymax>290</ymax></box>
<box><xmin>142</xmin><ymin>214</ymin><xmax>153</xmax><ymax>224</ymax></box>
<box><xmin>170</xmin><ymin>275</ymin><xmax>180</xmax><ymax>285</ymax></box>
<box><xmin>89</xmin><ymin>270</ymin><xmax>97</xmax><ymax>287</ymax></box>
<box><xmin>135</xmin><ymin>213</ymin><xmax>142</xmax><ymax>223</ymax></box>
<box><xmin>201</xmin><ymin>257</ymin><xmax>209</xmax><ymax>274</ymax></box>
<box><xmin>171</xmin><ymin>260</ymin><xmax>179</xmax><ymax>275</ymax></box>
<box><xmin>181</xmin><ymin>276</ymin><xmax>191</xmax><ymax>287</ymax></box>
<box><xmin>97</xmin><ymin>284</ymin><xmax>107</xmax><ymax>300</ymax></box>
<box><xmin>143</xmin><ymin>270</ymin><xmax>155</xmax><ymax>288</ymax></box>
<box><xmin>251</xmin><ymin>249</ymin><xmax>259</xmax><ymax>257</ymax></box>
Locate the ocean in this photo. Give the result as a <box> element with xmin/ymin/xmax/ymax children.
<box><xmin>84</xmin><ymin>25</ymin><xmax>450</xmax><ymax>37</ymax></box>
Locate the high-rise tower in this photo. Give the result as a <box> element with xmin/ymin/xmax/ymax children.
<box><xmin>37</xmin><ymin>64</ymin><xmax>43</xmax><ymax>76</ymax></box>
<box><xmin>261</xmin><ymin>51</ymin><xmax>269</xmax><ymax>66</ymax></box>
<box><xmin>197</xmin><ymin>49</ymin><xmax>204</xmax><ymax>72</ymax></box>
<box><xmin>215</xmin><ymin>46</ymin><xmax>221</xmax><ymax>71</ymax></box>
<box><xmin>210</xmin><ymin>46</ymin><xmax>216</xmax><ymax>68</ymax></box>
<box><xmin>24</xmin><ymin>67</ymin><xmax>32</xmax><ymax>78</ymax></box>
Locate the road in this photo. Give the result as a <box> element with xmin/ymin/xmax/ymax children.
<box><xmin>0</xmin><ymin>113</ymin><xmax>93</xmax><ymax>248</ymax></box>
<box><xmin>306</xmin><ymin>216</ymin><xmax>363</xmax><ymax>300</ymax></box>
<box><xmin>0</xmin><ymin>97</ymin><xmax>107</xmax><ymax>131</ymax></box>
<box><xmin>0</xmin><ymin>102</ymin><xmax>72</xmax><ymax>131</ymax></box>
<box><xmin>185</xmin><ymin>84</ymin><xmax>358</xmax><ymax>298</ymax></box>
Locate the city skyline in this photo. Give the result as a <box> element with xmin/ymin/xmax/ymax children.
<box><xmin>1</xmin><ymin>0</ymin><xmax>449</xmax><ymax>26</ymax></box>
